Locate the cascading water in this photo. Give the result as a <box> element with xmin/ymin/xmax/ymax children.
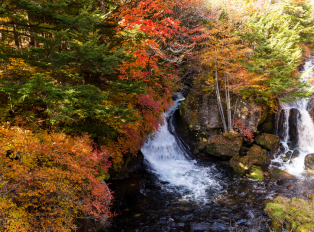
<box><xmin>141</xmin><ymin>93</ymin><xmax>220</xmax><ymax>202</ymax></box>
<box><xmin>272</xmin><ymin>56</ymin><xmax>314</xmax><ymax>177</ymax></box>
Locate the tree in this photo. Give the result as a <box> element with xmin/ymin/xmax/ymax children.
<box><xmin>0</xmin><ymin>125</ymin><xmax>112</xmax><ymax>231</ymax></box>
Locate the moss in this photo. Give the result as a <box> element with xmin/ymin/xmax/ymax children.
<box><xmin>246</xmin><ymin>165</ymin><xmax>264</xmax><ymax>181</ymax></box>
<box><xmin>265</xmin><ymin>196</ymin><xmax>314</xmax><ymax>232</ymax></box>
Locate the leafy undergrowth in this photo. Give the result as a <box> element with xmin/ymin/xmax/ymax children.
<box><xmin>265</xmin><ymin>196</ymin><xmax>314</xmax><ymax>232</ymax></box>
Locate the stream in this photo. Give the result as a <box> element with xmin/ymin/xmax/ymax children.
<box><xmin>108</xmin><ymin>58</ymin><xmax>314</xmax><ymax>232</ymax></box>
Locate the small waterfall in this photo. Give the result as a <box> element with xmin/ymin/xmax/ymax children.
<box><xmin>273</xmin><ymin>57</ymin><xmax>314</xmax><ymax>177</ymax></box>
<box><xmin>141</xmin><ymin>93</ymin><xmax>220</xmax><ymax>201</ymax></box>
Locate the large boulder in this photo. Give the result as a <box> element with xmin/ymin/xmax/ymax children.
<box><xmin>230</xmin><ymin>145</ymin><xmax>270</xmax><ymax>176</ymax></box>
<box><xmin>269</xmin><ymin>169</ymin><xmax>296</xmax><ymax>182</ymax></box>
<box><xmin>305</xmin><ymin>153</ymin><xmax>314</xmax><ymax>174</ymax></box>
<box><xmin>255</xmin><ymin>133</ymin><xmax>280</xmax><ymax>151</ymax></box>
<box><xmin>246</xmin><ymin>144</ymin><xmax>270</xmax><ymax>166</ymax></box>
<box><xmin>206</xmin><ymin>135</ymin><xmax>242</xmax><ymax>157</ymax></box>
<box><xmin>229</xmin><ymin>155</ymin><xmax>250</xmax><ymax>175</ymax></box>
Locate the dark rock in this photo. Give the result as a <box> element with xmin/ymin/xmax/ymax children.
<box><xmin>196</xmin><ymin>137</ymin><xmax>208</xmax><ymax>151</ymax></box>
<box><xmin>239</xmin><ymin>145</ymin><xmax>250</xmax><ymax>156</ymax></box>
<box><xmin>288</xmin><ymin>109</ymin><xmax>300</xmax><ymax>149</ymax></box>
<box><xmin>255</xmin><ymin>133</ymin><xmax>280</xmax><ymax>151</ymax></box>
<box><xmin>269</xmin><ymin>169</ymin><xmax>296</xmax><ymax>182</ymax></box>
<box><xmin>289</xmin><ymin>150</ymin><xmax>300</xmax><ymax>162</ymax></box>
<box><xmin>246</xmin><ymin>144</ymin><xmax>270</xmax><ymax>166</ymax></box>
<box><xmin>282</xmin><ymin>151</ymin><xmax>292</xmax><ymax>162</ymax></box>
<box><xmin>258</xmin><ymin>121</ymin><xmax>273</xmax><ymax>134</ymax></box>
<box><xmin>229</xmin><ymin>155</ymin><xmax>250</xmax><ymax>175</ymax></box>
<box><xmin>292</xmin><ymin>150</ymin><xmax>300</xmax><ymax>158</ymax></box>
<box><xmin>305</xmin><ymin>153</ymin><xmax>314</xmax><ymax>173</ymax></box>
<box><xmin>206</xmin><ymin>135</ymin><xmax>242</xmax><ymax>157</ymax></box>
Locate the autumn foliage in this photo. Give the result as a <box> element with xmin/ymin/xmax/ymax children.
<box><xmin>0</xmin><ymin>125</ymin><xmax>112</xmax><ymax>231</ymax></box>
<box><xmin>0</xmin><ymin>0</ymin><xmax>211</xmax><ymax>230</ymax></box>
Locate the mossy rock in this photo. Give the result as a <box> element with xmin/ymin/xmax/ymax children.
<box><xmin>246</xmin><ymin>165</ymin><xmax>264</xmax><ymax>181</ymax></box>
<box><xmin>269</xmin><ymin>169</ymin><xmax>296</xmax><ymax>182</ymax></box>
<box><xmin>196</xmin><ymin>137</ymin><xmax>208</xmax><ymax>151</ymax></box>
<box><xmin>259</xmin><ymin>121</ymin><xmax>274</xmax><ymax>134</ymax></box>
<box><xmin>255</xmin><ymin>133</ymin><xmax>279</xmax><ymax>151</ymax></box>
<box><xmin>265</xmin><ymin>196</ymin><xmax>314</xmax><ymax>232</ymax></box>
<box><xmin>229</xmin><ymin>155</ymin><xmax>250</xmax><ymax>175</ymax></box>
<box><xmin>206</xmin><ymin>135</ymin><xmax>242</xmax><ymax>157</ymax></box>
<box><xmin>305</xmin><ymin>153</ymin><xmax>314</xmax><ymax>171</ymax></box>
<box><xmin>246</xmin><ymin>144</ymin><xmax>270</xmax><ymax>166</ymax></box>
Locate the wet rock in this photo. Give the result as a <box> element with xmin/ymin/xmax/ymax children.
<box><xmin>246</xmin><ymin>165</ymin><xmax>264</xmax><ymax>181</ymax></box>
<box><xmin>289</xmin><ymin>150</ymin><xmax>300</xmax><ymax>162</ymax></box>
<box><xmin>206</xmin><ymin>135</ymin><xmax>242</xmax><ymax>157</ymax></box>
<box><xmin>305</xmin><ymin>153</ymin><xmax>314</xmax><ymax>174</ymax></box>
<box><xmin>246</xmin><ymin>144</ymin><xmax>270</xmax><ymax>166</ymax></box>
<box><xmin>255</xmin><ymin>133</ymin><xmax>280</xmax><ymax>151</ymax></box>
<box><xmin>229</xmin><ymin>155</ymin><xmax>250</xmax><ymax>175</ymax></box>
<box><xmin>289</xmin><ymin>109</ymin><xmax>300</xmax><ymax>149</ymax></box>
<box><xmin>269</xmin><ymin>169</ymin><xmax>296</xmax><ymax>182</ymax></box>
<box><xmin>282</xmin><ymin>151</ymin><xmax>292</xmax><ymax>162</ymax></box>
<box><xmin>292</xmin><ymin>149</ymin><xmax>300</xmax><ymax>157</ymax></box>
<box><xmin>265</xmin><ymin>196</ymin><xmax>314</xmax><ymax>232</ymax></box>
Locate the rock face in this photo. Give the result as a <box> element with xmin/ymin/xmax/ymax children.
<box><xmin>305</xmin><ymin>153</ymin><xmax>314</xmax><ymax>173</ymax></box>
<box><xmin>255</xmin><ymin>133</ymin><xmax>280</xmax><ymax>151</ymax></box>
<box><xmin>206</xmin><ymin>135</ymin><xmax>242</xmax><ymax>157</ymax></box>
<box><xmin>180</xmin><ymin>93</ymin><xmax>221</xmax><ymax>132</ymax></box>
<box><xmin>179</xmin><ymin>89</ymin><xmax>263</xmax><ymax>134</ymax></box>
<box><xmin>234</xmin><ymin>98</ymin><xmax>262</xmax><ymax>134</ymax></box>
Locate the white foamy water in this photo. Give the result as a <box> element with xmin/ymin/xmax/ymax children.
<box><xmin>272</xmin><ymin>57</ymin><xmax>314</xmax><ymax>177</ymax></box>
<box><xmin>141</xmin><ymin>93</ymin><xmax>220</xmax><ymax>201</ymax></box>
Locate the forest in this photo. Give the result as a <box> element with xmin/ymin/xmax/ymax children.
<box><xmin>0</xmin><ymin>0</ymin><xmax>313</xmax><ymax>231</ymax></box>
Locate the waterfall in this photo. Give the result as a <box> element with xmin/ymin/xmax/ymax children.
<box><xmin>273</xmin><ymin>57</ymin><xmax>314</xmax><ymax>177</ymax></box>
<box><xmin>141</xmin><ymin>93</ymin><xmax>220</xmax><ymax>202</ymax></box>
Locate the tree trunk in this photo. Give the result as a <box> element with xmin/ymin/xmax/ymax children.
<box><xmin>226</xmin><ymin>73</ymin><xmax>232</xmax><ymax>131</ymax></box>
<box><xmin>215</xmin><ymin>58</ymin><xmax>227</xmax><ymax>133</ymax></box>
